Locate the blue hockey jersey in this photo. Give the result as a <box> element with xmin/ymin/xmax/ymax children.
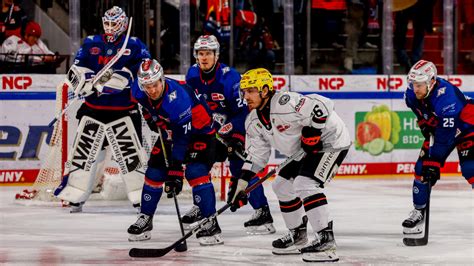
<box><xmin>74</xmin><ymin>34</ymin><xmax>150</xmax><ymax>110</ymax></box>
<box><xmin>132</xmin><ymin>78</ymin><xmax>215</xmax><ymax>163</ymax></box>
<box><xmin>186</xmin><ymin>63</ymin><xmax>248</xmax><ymax>135</ymax></box>
<box><xmin>405</xmin><ymin>77</ymin><xmax>474</xmax><ymax>163</ymax></box>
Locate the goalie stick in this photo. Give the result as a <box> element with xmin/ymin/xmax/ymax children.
<box><xmin>129</xmin><ymin>149</ymin><xmax>306</xmax><ymax>258</ymax></box>
<box><xmin>48</xmin><ymin>17</ymin><xmax>134</xmax><ymax>127</ymax></box>
<box><xmin>403</xmin><ymin>134</ymin><xmax>434</xmax><ymax>246</ymax></box>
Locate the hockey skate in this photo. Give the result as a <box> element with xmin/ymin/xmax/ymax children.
<box><xmin>181</xmin><ymin>205</ymin><xmax>203</xmax><ymax>230</ymax></box>
<box><xmin>301</xmin><ymin>221</ymin><xmax>339</xmax><ymax>262</ymax></box>
<box><xmin>128</xmin><ymin>213</ymin><xmax>153</xmax><ymax>241</ymax></box>
<box><xmin>69</xmin><ymin>202</ymin><xmax>84</xmax><ymax>213</ymax></box>
<box><xmin>244</xmin><ymin>205</ymin><xmax>276</xmax><ymax>235</ymax></box>
<box><xmin>402</xmin><ymin>208</ymin><xmax>425</xmax><ymax>238</ymax></box>
<box><xmin>272</xmin><ymin>216</ymin><xmax>308</xmax><ymax>255</ymax></box>
<box><xmin>196</xmin><ymin>217</ymin><xmax>224</xmax><ymax>246</ymax></box>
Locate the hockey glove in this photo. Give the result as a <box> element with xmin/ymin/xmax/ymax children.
<box><xmin>227</xmin><ymin>170</ymin><xmax>254</xmax><ymax>212</ymax></box>
<box><xmin>164</xmin><ymin>163</ymin><xmax>184</xmax><ymax>198</ymax></box>
<box><xmin>301</xmin><ymin>126</ymin><xmax>323</xmax><ymax>154</ymax></box>
<box><xmin>225</xmin><ymin>133</ymin><xmax>246</xmax><ymax>159</ymax></box>
<box><xmin>417</xmin><ymin>117</ymin><xmax>438</xmax><ymax>139</ymax></box>
<box><xmin>421</xmin><ymin>160</ymin><xmax>440</xmax><ymax>186</ymax></box>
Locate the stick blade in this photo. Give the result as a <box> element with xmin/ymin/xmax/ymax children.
<box><xmin>129</xmin><ymin>247</ymin><xmax>172</xmax><ymax>258</ymax></box>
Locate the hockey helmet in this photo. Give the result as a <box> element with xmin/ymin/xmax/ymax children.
<box><xmin>137</xmin><ymin>59</ymin><xmax>165</xmax><ymax>91</ymax></box>
<box><xmin>240</xmin><ymin>68</ymin><xmax>274</xmax><ymax>93</ymax></box>
<box><xmin>407</xmin><ymin>60</ymin><xmax>437</xmax><ymax>96</ymax></box>
<box><xmin>193</xmin><ymin>35</ymin><xmax>220</xmax><ymax>59</ymax></box>
<box><xmin>102</xmin><ymin>6</ymin><xmax>128</xmax><ymax>42</ymax></box>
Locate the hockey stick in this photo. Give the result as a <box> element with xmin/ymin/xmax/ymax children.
<box><xmin>403</xmin><ymin>134</ymin><xmax>434</xmax><ymax>246</ymax></box>
<box><xmin>129</xmin><ymin>149</ymin><xmax>306</xmax><ymax>258</ymax></box>
<box><xmin>48</xmin><ymin>17</ymin><xmax>134</xmax><ymax>127</ymax></box>
<box><xmin>158</xmin><ymin>127</ymin><xmax>187</xmax><ymax>252</ymax></box>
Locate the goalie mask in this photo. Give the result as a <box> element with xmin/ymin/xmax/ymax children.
<box><xmin>407</xmin><ymin>60</ymin><xmax>437</xmax><ymax>98</ymax></box>
<box><xmin>102</xmin><ymin>6</ymin><xmax>128</xmax><ymax>42</ymax></box>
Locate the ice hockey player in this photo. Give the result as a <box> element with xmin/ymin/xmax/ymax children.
<box><xmin>185</xmin><ymin>35</ymin><xmax>275</xmax><ymax>234</ymax></box>
<box><xmin>54</xmin><ymin>6</ymin><xmax>151</xmax><ymax>212</ymax></box>
<box><xmin>402</xmin><ymin>60</ymin><xmax>474</xmax><ymax>238</ymax></box>
<box><xmin>227</xmin><ymin>68</ymin><xmax>351</xmax><ymax>262</ymax></box>
<box><xmin>127</xmin><ymin>59</ymin><xmax>223</xmax><ymax>246</ymax></box>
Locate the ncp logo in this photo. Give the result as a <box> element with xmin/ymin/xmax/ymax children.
<box><xmin>1</xmin><ymin>76</ymin><xmax>32</xmax><ymax>90</ymax></box>
<box><xmin>273</xmin><ymin>77</ymin><xmax>286</xmax><ymax>91</ymax></box>
<box><xmin>448</xmin><ymin>77</ymin><xmax>462</xmax><ymax>87</ymax></box>
<box><xmin>318</xmin><ymin>77</ymin><xmax>344</xmax><ymax>90</ymax></box>
<box><xmin>377</xmin><ymin>77</ymin><xmax>403</xmax><ymax>90</ymax></box>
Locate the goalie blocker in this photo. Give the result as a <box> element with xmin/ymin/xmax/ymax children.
<box><xmin>54</xmin><ymin>115</ymin><xmax>146</xmax><ymax>208</ymax></box>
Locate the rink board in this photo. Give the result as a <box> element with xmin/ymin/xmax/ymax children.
<box><xmin>1</xmin><ymin>74</ymin><xmax>474</xmax><ymax>185</ymax></box>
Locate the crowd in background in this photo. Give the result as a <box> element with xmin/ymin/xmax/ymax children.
<box><xmin>1</xmin><ymin>0</ymin><xmax>474</xmax><ymax>75</ymax></box>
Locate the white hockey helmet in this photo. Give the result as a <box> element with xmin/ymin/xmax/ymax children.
<box><xmin>407</xmin><ymin>60</ymin><xmax>437</xmax><ymax>96</ymax></box>
<box><xmin>102</xmin><ymin>6</ymin><xmax>128</xmax><ymax>42</ymax></box>
<box><xmin>193</xmin><ymin>35</ymin><xmax>220</xmax><ymax>59</ymax></box>
<box><xmin>137</xmin><ymin>59</ymin><xmax>165</xmax><ymax>91</ymax></box>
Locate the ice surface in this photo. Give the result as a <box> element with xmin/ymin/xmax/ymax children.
<box><xmin>1</xmin><ymin>178</ymin><xmax>472</xmax><ymax>265</ymax></box>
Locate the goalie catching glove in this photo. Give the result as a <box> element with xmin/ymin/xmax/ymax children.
<box><xmin>164</xmin><ymin>162</ymin><xmax>184</xmax><ymax>198</ymax></box>
<box><xmin>227</xmin><ymin>169</ymin><xmax>255</xmax><ymax>212</ymax></box>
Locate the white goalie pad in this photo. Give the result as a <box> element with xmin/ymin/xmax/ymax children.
<box><xmin>55</xmin><ymin>116</ymin><xmax>106</xmax><ymax>203</ymax></box>
<box><xmin>105</xmin><ymin>116</ymin><xmax>146</xmax><ymax>204</ymax></box>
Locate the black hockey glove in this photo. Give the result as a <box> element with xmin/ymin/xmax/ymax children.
<box><xmin>164</xmin><ymin>163</ymin><xmax>184</xmax><ymax>198</ymax></box>
<box><xmin>421</xmin><ymin>160</ymin><xmax>440</xmax><ymax>186</ymax></box>
<box><xmin>225</xmin><ymin>133</ymin><xmax>246</xmax><ymax>159</ymax></box>
<box><xmin>301</xmin><ymin>126</ymin><xmax>323</xmax><ymax>154</ymax></box>
<box><xmin>417</xmin><ymin>117</ymin><xmax>438</xmax><ymax>139</ymax></box>
<box><xmin>227</xmin><ymin>170</ymin><xmax>254</xmax><ymax>212</ymax></box>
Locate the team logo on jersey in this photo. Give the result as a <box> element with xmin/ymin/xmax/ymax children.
<box><xmin>106</xmin><ymin>49</ymin><xmax>113</xmax><ymax>55</ymax></box>
<box><xmin>168</xmin><ymin>91</ymin><xmax>177</xmax><ymax>102</ymax></box>
<box><xmin>437</xmin><ymin>87</ymin><xmax>446</xmax><ymax>97</ymax></box>
<box><xmin>279</xmin><ymin>94</ymin><xmax>290</xmax><ymax>105</ymax></box>
<box><xmin>276</xmin><ymin>124</ymin><xmax>290</xmax><ymax>132</ymax></box>
<box><xmin>295</xmin><ymin>98</ymin><xmax>306</xmax><ymax>112</ymax></box>
<box><xmin>211</xmin><ymin>93</ymin><xmax>225</xmax><ymax>101</ymax></box>
<box><xmin>222</xmin><ymin>66</ymin><xmax>230</xmax><ymax>75</ymax></box>
<box><xmin>89</xmin><ymin>47</ymin><xmax>101</xmax><ymax>55</ymax></box>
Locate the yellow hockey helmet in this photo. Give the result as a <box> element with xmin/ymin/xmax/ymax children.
<box><xmin>240</xmin><ymin>68</ymin><xmax>274</xmax><ymax>92</ymax></box>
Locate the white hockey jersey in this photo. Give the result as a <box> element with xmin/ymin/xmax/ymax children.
<box><xmin>0</xmin><ymin>35</ymin><xmax>53</xmax><ymax>63</ymax></box>
<box><xmin>243</xmin><ymin>91</ymin><xmax>351</xmax><ymax>172</ymax></box>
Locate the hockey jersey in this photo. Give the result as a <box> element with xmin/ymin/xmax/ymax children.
<box><xmin>243</xmin><ymin>91</ymin><xmax>351</xmax><ymax>172</ymax></box>
<box><xmin>74</xmin><ymin>34</ymin><xmax>150</xmax><ymax>110</ymax></box>
<box><xmin>405</xmin><ymin>77</ymin><xmax>474</xmax><ymax>163</ymax></box>
<box><xmin>186</xmin><ymin>63</ymin><xmax>247</xmax><ymax>135</ymax></box>
<box><xmin>132</xmin><ymin>78</ymin><xmax>215</xmax><ymax>163</ymax></box>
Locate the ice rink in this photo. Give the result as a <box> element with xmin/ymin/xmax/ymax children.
<box><xmin>1</xmin><ymin>177</ymin><xmax>473</xmax><ymax>265</ymax></box>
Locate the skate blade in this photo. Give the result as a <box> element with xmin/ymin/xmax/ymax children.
<box><xmin>69</xmin><ymin>207</ymin><xmax>83</xmax><ymax>213</ymax></box>
<box><xmin>403</xmin><ymin>225</ymin><xmax>424</xmax><ymax>239</ymax></box>
<box><xmin>198</xmin><ymin>234</ymin><xmax>224</xmax><ymax>246</ymax></box>
<box><xmin>128</xmin><ymin>231</ymin><xmax>151</xmax><ymax>242</ymax></box>
<box><xmin>302</xmin><ymin>250</ymin><xmax>339</xmax><ymax>262</ymax></box>
<box><xmin>245</xmin><ymin>223</ymin><xmax>276</xmax><ymax>235</ymax></box>
<box><xmin>272</xmin><ymin>241</ymin><xmax>308</xmax><ymax>255</ymax></box>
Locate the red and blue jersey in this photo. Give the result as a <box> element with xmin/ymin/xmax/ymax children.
<box><xmin>405</xmin><ymin>77</ymin><xmax>474</xmax><ymax>163</ymax></box>
<box><xmin>132</xmin><ymin>78</ymin><xmax>215</xmax><ymax>163</ymax></box>
<box><xmin>186</xmin><ymin>63</ymin><xmax>248</xmax><ymax>135</ymax></box>
<box><xmin>74</xmin><ymin>34</ymin><xmax>150</xmax><ymax>110</ymax></box>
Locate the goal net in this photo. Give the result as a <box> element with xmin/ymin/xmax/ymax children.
<box><xmin>16</xmin><ymin>83</ymin><xmax>229</xmax><ymax>204</ymax></box>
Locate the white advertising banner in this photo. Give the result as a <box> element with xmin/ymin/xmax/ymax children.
<box><xmin>1</xmin><ymin>74</ymin><xmax>473</xmax><ymax>185</ymax></box>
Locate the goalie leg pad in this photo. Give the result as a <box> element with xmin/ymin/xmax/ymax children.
<box><xmin>54</xmin><ymin>116</ymin><xmax>106</xmax><ymax>203</ymax></box>
<box><xmin>105</xmin><ymin>116</ymin><xmax>147</xmax><ymax>205</ymax></box>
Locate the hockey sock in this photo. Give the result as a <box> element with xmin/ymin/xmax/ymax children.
<box><xmin>192</xmin><ymin>183</ymin><xmax>216</xmax><ymax>217</ymax></box>
<box><xmin>413</xmin><ymin>179</ymin><xmax>429</xmax><ymax>209</ymax></box>
<box><xmin>140</xmin><ymin>184</ymin><xmax>163</xmax><ymax>216</ymax></box>
<box><xmin>302</xmin><ymin>192</ymin><xmax>329</xmax><ymax>232</ymax></box>
<box><xmin>248</xmin><ymin>176</ymin><xmax>269</xmax><ymax>209</ymax></box>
